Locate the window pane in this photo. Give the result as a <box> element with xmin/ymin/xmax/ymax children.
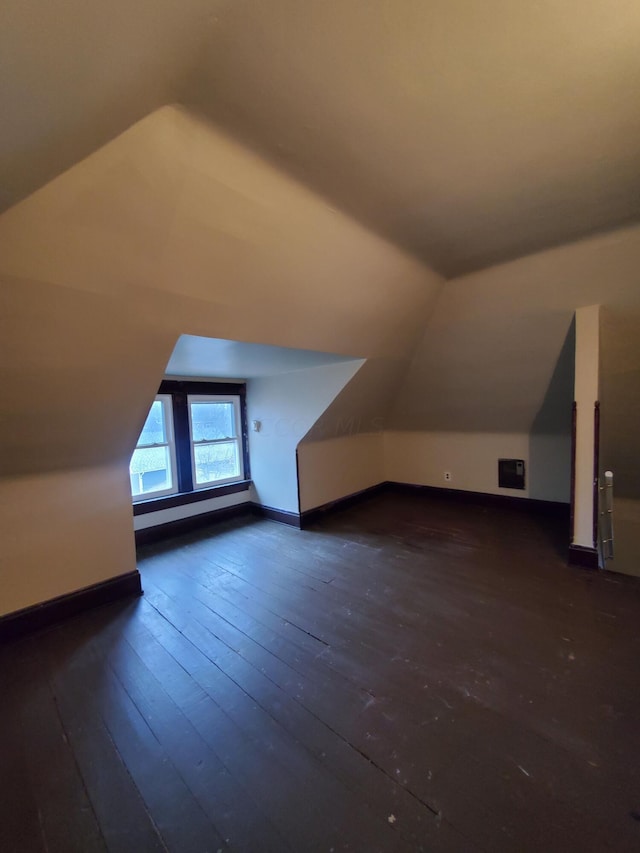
<box><xmin>138</xmin><ymin>400</ymin><xmax>166</xmax><ymax>446</ymax></box>
<box><xmin>194</xmin><ymin>441</ymin><xmax>240</xmax><ymax>485</ymax></box>
<box><xmin>191</xmin><ymin>402</ymin><xmax>235</xmax><ymax>441</ymax></box>
<box><xmin>130</xmin><ymin>446</ymin><xmax>173</xmax><ymax>496</ymax></box>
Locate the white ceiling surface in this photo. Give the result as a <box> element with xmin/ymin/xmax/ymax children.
<box><xmin>2</xmin><ymin>1</ymin><xmax>640</xmax><ymax>275</ymax></box>
<box><xmin>166</xmin><ymin>335</ymin><xmax>363</xmax><ymax>379</ymax></box>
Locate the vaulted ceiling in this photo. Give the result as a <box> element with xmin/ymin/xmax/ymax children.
<box><xmin>2</xmin><ymin>0</ymin><xmax>640</xmax><ymax>276</ymax></box>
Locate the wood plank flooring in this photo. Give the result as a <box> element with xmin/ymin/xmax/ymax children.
<box><xmin>2</xmin><ymin>492</ymin><xmax>640</xmax><ymax>852</ymax></box>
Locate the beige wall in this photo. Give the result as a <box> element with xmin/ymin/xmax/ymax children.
<box><xmin>391</xmin><ymin>224</ymin><xmax>640</xmax><ymax>434</ymax></box>
<box><xmin>0</xmin><ymin>106</ymin><xmax>441</xmax><ymax>616</ymax></box>
<box><xmin>297</xmin><ymin>433</ymin><xmax>384</xmax><ymax>513</ymax></box>
<box><xmin>298</xmin><ymin>428</ymin><xmax>573</xmax><ymax>511</ymax></box>
<box><xmin>3</xmin><ymin>103</ymin><xmax>639</xmax><ymax>614</ymax></box>
<box><xmin>0</xmin><ymin>465</ymin><xmax>137</xmax><ymax>615</ymax></box>
<box><xmin>388</xmin><ymin>225</ymin><xmax>640</xmax><ymax>573</ymax></box>
<box><xmin>384</xmin><ymin>431</ymin><xmax>571</xmax><ymax>503</ymax></box>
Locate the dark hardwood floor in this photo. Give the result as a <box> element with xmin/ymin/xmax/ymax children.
<box><xmin>2</xmin><ymin>492</ymin><xmax>640</xmax><ymax>852</ymax></box>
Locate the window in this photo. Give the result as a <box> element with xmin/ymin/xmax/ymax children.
<box><xmin>130</xmin><ymin>381</ymin><xmax>249</xmax><ymax>508</ymax></box>
<box><xmin>130</xmin><ymin>395</ymin><xmax>177</xmax><ymax>499</ymax></box>
<box><xmin>188</xmin><ymin>396</ymin><xmax>244</xmax><ymax>488</ymax></box>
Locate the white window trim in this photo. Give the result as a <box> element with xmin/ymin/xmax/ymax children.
<box><xmin>187</xmin><ymin>394</ymin><xmax>244</xmax><ymax>490</ymax></box>
<box><xmin>131</xmin><ymin>394</ymin><xmax>178</xmax><ymax>502</ymax></box>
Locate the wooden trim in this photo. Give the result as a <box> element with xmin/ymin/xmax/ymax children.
<box><xmin>135</xmin><ymin>503</ymin><xmax>254</xmax><ymax>546</ymax></box>
<box><xmin>385</xmin><ymin>482</ymin><xmax>570</xmax><ymax>517</ymax></box>
<box><xmin>7</xmin><ymin>480</ymin><xmax>574</xmax><ymax>644</ymax></box>
<box><xmin>300</xmin><ymin>483</ymin><xmax>388</xmax><ymax>527</ymax></box>
<box><xmin>252</xmin><ymin>505</ymin><xmax>302</xmax><ymax>528</ymax></box>
<box><xmin>568</xmin><ymin>544</ymin><xmax>599</xmax><ymax>570</ymax></box>
<box><xmin>135</xmin><ymin>501</ymin><xmax>301</xmax><ymax>544</ymax></box>
<box><xmin>172</xmin><ymin>388</ymin><xmax>194</xmax><ymax>493</ymax></box>
<box><xmin>239</xmin><ymin>386</ymin><xmax>251</xmax><ymax>482</ymax></box>
<box><xmin>295</xmin><ymin>447</ymin><xmax>302</xmax><ymax>515</ymax></box>
<box><xmin>570</xmin><ymin>401</ymin><xmax>577</xmax><ymax>544</ymax></box>
<box><xmin>299</xmin><ymin>481</ymin><xmax>570</xmax><ymax>528</ymax></box>
<box><xmin>593</xmin><ymin>401</ymin><xmax>600</xmax><ymax>548</ymax></box>
<box><xmin>156</xmin><ymin>378</ymin><xmax>250</xmax><ymax>493</ymax></box>
<box><xmin>133</xmin><ymin>480</ymin><xmax>251</xmax><ymax>516</ymax></box>
<box><xmin>159</xmin><ymin>380</ymin><xmax>246</xmax><ymax>396</ymax></box>
<box><xmin>135</xmin><ymin>478</ymin><xmax>571</xmax><ymax>548</ymax></box>
<box><xmin>0</xmin><ymin>571</ymin><xmax>142</xmax><ymax>643</ymax></box>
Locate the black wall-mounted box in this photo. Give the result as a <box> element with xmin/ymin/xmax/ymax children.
<box><xmin>498</xmin><ymin>458</ymin><xmax>525</xmax><ymax>490</ymax></box>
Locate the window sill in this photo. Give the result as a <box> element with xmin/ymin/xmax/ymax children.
<box><xmin>132</xmin><ymin>479</ymin><xmax>252</xmax><ymax>516</ymax></box>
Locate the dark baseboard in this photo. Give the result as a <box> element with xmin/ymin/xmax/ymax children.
<box><xmin>0</xmin><ymin>570</ymin><xmax>142</xmax><ymax>643</ymax></box>
<box><xmin>300</xmin><ymin>483</ymin><xmax>388</xmax><ymax>528</ymax></box>
<box><xmin>568</xmin><ymin>544</ymin><xmax>599</xmax><ymax>570</ymax></box>
<box><xmin>135</xmin><ymin>500</ymin><xmax>301</xmax><ymax>545</ymax></box>
<box><xmin>252</xmin><ymin>504</ymin><xmax>302</xmax><ymax>528</ymax></box>
<box><xmin>3</xmin><ymin>482</ymin><xmax>574</xmax><ymax>642</ymax></box>
<box><xmin>300</xmin><ymin>481</ymin><xmax>569</xmax><ymax>528</ymax></box>
<box><xmin>385</xmin><ymin>481</ymin><xmax>570</xmax><ymax>518</ymax></box>
<box><xmin>135</xmin><ymin>502</ymin><xmax>254</xmax><ymax>546</ymax></box>
<box><xmin>135</xmin><ymin>481</ymin><xmax>569</xmax><ymax>543</ymax></box>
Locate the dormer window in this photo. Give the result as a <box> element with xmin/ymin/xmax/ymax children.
<box><xmin>130</xmin><ymin>381</ymin><xmax>249</xmax><ymax>506</ymax></box>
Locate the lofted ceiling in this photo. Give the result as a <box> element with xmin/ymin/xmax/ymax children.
<box><xmin>0</xmin><ymin>0</ymin><xmax>224</xmax><ymax>211</ymax></box>
<box><xmin>2</xmin><ymin>0</ymin><xmax>640</xmax><ymax>276</ymax></box>
<box><xmin>166</xmin><ymin>335</ymin><xmax>362</xmax><ymax>379</ymax></box>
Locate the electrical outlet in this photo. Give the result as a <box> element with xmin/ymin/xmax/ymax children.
<box><xmin>444</xmin><ymin>472</ymin><xmax>452</xmax><ymax>482</ymax></box>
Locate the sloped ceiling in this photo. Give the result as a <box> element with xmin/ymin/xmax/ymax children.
<box><xmin>0</xmin><ymin>106</ymin><xmax>438</xmax><ymax>476</ymax></box>
<box><xmin>0</xmin><ymin>0</ymin><xmax>224</xmax><ymax>210</ymax></box>
<box><xmin>166</xmin><ymin>334</ymin><xmax>361</xmax><ymax>378</ymax></box>
<box><xmin>2</xmin><ymin>0</ymin><xmax>640</xmax><ymax>276</ymax></box>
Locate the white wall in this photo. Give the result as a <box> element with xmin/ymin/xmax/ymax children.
<box><xmin>133</xmin><ymin>489</ymin><xmax>252</xmax><ymax>531</ymax></box>
<box><xmin>573</xmin><ymin>305</ymin><xmax>600</xmax><ymax>547</ymax></box>
<box><xmin>297</xmin><ymin>433</ymin><xmax>384</xmax><ymax>512</ymax></box>
<box><xmin>247</xmin><ymin>360</ymin><xmax>364</xmax><ymax>512</ymax></box>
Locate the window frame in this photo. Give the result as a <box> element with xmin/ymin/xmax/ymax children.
<box><xmin>131</xmin><ymin>380</ymin><xmax>250</xmax><ymax>514</ymax></box>
<box><xmin>188</xmin><ymin>394</ymin><xmax>245</xmax><ymax>489</ymax></box>
<box><xmin>130</xmin><ymin>394</ymin><xmax>179</xmax><ymax>501</ymax></box>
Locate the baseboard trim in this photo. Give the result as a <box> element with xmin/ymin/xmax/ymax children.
<box><xmin>0</xmin><ymin>570</ymin><xmax>142</xmax><ymax>643</ymax></box>
<box><xmin>385</xmin><ymin>481</ymin><xmax>570</xmax><ymax>517</ymax></box>
<box><xmin>135</xmin><ymin>503</ymin><xmax>254</xmax><ymax>546</ymax></box>
<box><xmin>300</xmin><ymin>481</ymin><xmax>569</xmax><ymax>526</ymax></box>
<box><xmin>135</xmin><ymin>501</ymin><xmax>302</xmax><ymax>544</ymax></box>
<box><xmin>300</xmin><ymin>483</ymin><xmax>388</xmax><ymax>528</ymax></box>
<box><xmin>252</xmin><ymin>504</ymin><xmax>302</xmax><ymax>528</ymax></box>
<box><xmin>4</xmin><ymin>482</ymin><xmax>574</xmax><ymax>642</ymax></box>
<box><xmin>568</xmin><ymin>544</ymin><xmax>599</xmax><ymax>570</ymax></box>
<box><xmin>135</xmin><ymin>481</ymin><xmax>568</xmax><ymax>542</ymax></box>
